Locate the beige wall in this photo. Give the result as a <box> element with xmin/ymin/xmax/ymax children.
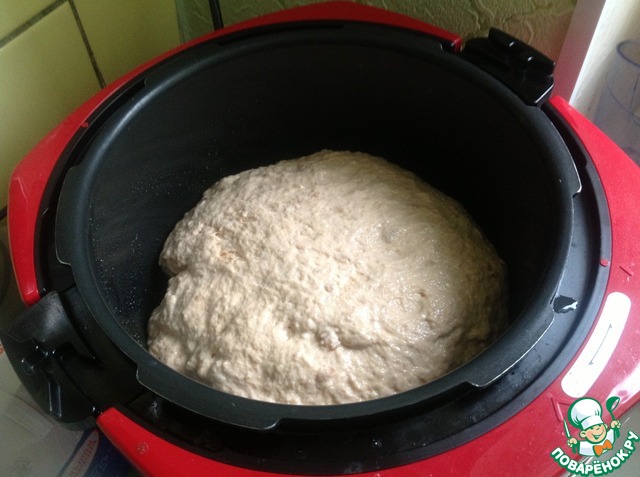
<box><xmin>216</xmin><ymin>0</ymin><xmax>576</xmax><ymax>59</ymax></box>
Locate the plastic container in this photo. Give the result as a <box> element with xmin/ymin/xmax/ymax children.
<box><xmin>594</xmin><ymin>40</ymin><xmax>640</xmax><ymax>164</ymax></box>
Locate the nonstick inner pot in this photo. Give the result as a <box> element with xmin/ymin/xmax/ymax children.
<box><xmin>55</xmin><ymin>23</ymin><xmax>577</xmax><ymax>428</ymax></box>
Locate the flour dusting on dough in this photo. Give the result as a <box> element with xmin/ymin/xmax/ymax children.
<box><xmin>147</xmin><ymin>150</ymin><xmax>506</xmax><ymax>405</ymax></box>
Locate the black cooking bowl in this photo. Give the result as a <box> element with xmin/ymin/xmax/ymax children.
<box><xmin>52</xmin><ymin>22</ymin><xmax>579</xmax><ymax>430</ymax></box>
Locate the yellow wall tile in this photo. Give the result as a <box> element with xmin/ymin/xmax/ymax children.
<box><xmin>0</xmin><ymin>0</ymin><xmax>55</xmax><ymax>39</ymax></box>
<box><xmin>0</xmin><ymin>3</ymin><xmax>101</xmax><ymax>206</ymax></box>
<box><xmin>74</xmin><ymin>0</ymin><xmax>180</xmax><ymax>85</ymax></box>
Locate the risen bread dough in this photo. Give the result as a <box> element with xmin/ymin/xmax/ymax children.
<box><xmin>147</xmin><ymin>150</ymin><xmax>506</xmax><ymax>405</ymax></box>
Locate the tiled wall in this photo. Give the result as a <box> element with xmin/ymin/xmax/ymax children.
<box><xmin>0</xmin><ymin>0</ymin><xmax>180</xmax><ymax>208</ymax></box>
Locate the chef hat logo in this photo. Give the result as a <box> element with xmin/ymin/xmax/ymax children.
<box><xmin>568</xmin><ymin>397</ymin><xmax>604</xmax><ymax>431</ymax></box>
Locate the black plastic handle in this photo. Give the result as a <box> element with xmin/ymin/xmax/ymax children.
<box><xmin>0</xmin><ymin>292</ymin><xmax>97</xmax><ymax>425</ymax></box>
<box><xmin>0</xmin><ymin>289</ymin><xmax>143</xmax><ymax>426</ymax></box>
<box><xmin>461</xmin><ymin>28</ymin><xmax>555</xmax><ymax>106</ymax></box>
